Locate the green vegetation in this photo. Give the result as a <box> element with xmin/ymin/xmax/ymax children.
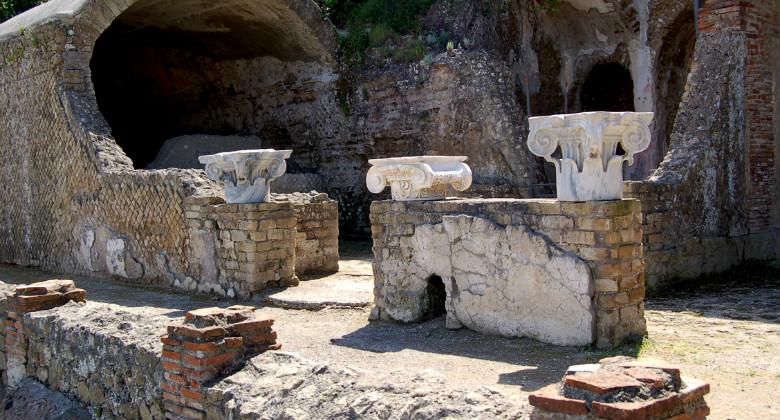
<box><xmin>324</xmin><ymin>0</ymin><xmax>437</xmax><ymax>63</ymax></box>
<box><xmin>1</xmin><ymin>0</ymin><xmax>45</xmax><ymax>22</ymax></box>
<box><xmin>534</xmin><ymin>0</ymin><xmax>563</xmax><ymax>12</ymax></box>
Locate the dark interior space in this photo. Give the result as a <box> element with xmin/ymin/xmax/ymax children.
<box><xmin>91</xmin><ymin>25</ymin><xmax>227</xmax><ymax>168</ymax></box>
<box><xmin>580</xmin><ymin>62</ymin><xmax>635</xmax><ymax>112</ymax></box>
<box><xmin>90</xmin><ymin>0</ymin><xmax>328</xmax><ymax>169</ymax></box>
<box><xmin>424</xmin><ymin>275</ymin><xmax>447</xmax><ymax>320</ymax></box>
<box><xmin>655</xmin><ymin>8</ymin><xmax>697</xmax><ymax>160</ymax></box>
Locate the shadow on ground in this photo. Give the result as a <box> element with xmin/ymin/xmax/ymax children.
<box><xmin>329</xmin><ymin>316</ymin><xmax>642</xmax><ymax>392</ymax></box>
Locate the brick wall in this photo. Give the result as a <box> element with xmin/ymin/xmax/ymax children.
<box><xmin>370</xmin><ymin>198</ymin><xmax>646</xmax><ymax>349</ymax></box>
<box><xmin>161</xmin><ymin>306</ymin><xmax>280</xmax><ymax>419</ymax></box>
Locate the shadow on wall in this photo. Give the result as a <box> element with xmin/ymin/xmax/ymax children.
<box><xmin>90</xmin><ymin>0</ymin><xmax>331</xmax><ymax>170</ymax></box>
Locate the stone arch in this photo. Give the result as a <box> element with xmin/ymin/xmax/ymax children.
<box><xmin>69</xmin><ymin>0</ymin><xmax>336</xmax><ymax>170</ymax></box>
<box><xmin>423</xmin><ymin>274</ymin><xmax>447</xmax><ymax>320</ymax></box>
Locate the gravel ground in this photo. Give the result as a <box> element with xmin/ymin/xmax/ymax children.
<box><xmin>0</xmin><ymin>257</ymin><xmax>778</xmax><ymax>419</ymax></box>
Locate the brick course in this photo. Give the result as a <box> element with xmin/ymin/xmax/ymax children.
<box><xmin>161</xmin><ymin>306</ymin><xmax>281</xmax><ymax>420</ymax></box>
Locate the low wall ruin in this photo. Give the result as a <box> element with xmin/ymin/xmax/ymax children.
<box><xmin>370</xmin><ymin>198</ymin><xmax>647</xmax><ymax>349</ymax></box>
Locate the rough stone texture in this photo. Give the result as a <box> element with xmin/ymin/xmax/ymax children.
<box><xmin>19</xmin><ymin>301</ymin><xmax>167</xmax><ymax>419</ymax></box>
<box><xmin>370</xmin><ymin>198</ymin><xmax>646</xmax><ymax>348</ymax></box>
<box><xmin>0</xmin><ymin>0</ymin><xmax>336</xmax><ymax>292</ymax></box>
<box><xmin>2</xmin><ymin>377</ymin><xmax>91</xmax><ymax>420</ymax></box>
<box><xmin>274</xmin><ymin>192</ymin><xmax>340</xmax><ymax>276</ymax></box>
<box><xmin>183</xmin><ymin>200</ymin><xmax>299</xmax><ymax>298</ymax></box>
<box><xmin>203</xmin><ymin>351</ymin><xmax>524</xmax><ymax>419</ymax></box>
<box><xmin>624</xmin><ymin>2</ymin><xmax>780</xmax><ymax>291</ymax></box>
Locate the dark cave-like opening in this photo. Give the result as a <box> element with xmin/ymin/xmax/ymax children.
<box><xmin>655</xmin><ymin>8</ymin><xmax>697</xmax><ymax>160</ymax></box>
<box><xmin>580</xmin><ymin>63</ymin><xmax>635</xmax><ymax>112</ymax></box>
<box><xmin>423</xmin><ymin>275</ymin><xmax>447</xmax><ymax>320</ymax></box>
<box><xmin>90</xmin><ymin>0</ymin><xmax>328</xmax><ymax>169</ymax></box>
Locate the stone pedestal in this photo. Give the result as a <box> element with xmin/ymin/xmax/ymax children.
<box><xmin>199</xmin><ymin>149</ymin><xmax>292</xmax><ymax>204</ymax></box>
<box><xmin>528</xmin><ymin>112</ymin><xmax>653</xmax><ymax>201</ymax></box>
<box><xmin>366</xmin><ymin>156</ymin><xmax>473</xmax><ymax>201</ymax></box>
<box><xmin>370</xmin><ymin>198</ymin><xmax>646</xmax><ymax>348</ymax></box>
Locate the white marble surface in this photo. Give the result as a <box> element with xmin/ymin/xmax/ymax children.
<box><xmin>199</xmin><ymin>149</ymin><xmax>292</xmax><ymax>204</ymax></box>
<box><xmin>366</xmin><ymin>156</ymin><xmax>473</xmax><ymax>201</ymax></box>
<box><xmin>528</xmin><ymin>111</ymin><xmax>653</xmax><ymax>201</ymax></box>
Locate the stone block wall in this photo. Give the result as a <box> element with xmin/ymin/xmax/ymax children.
<box><xmin>370</xmin><ymin>198</ymin><xmax>646</xmax><ymax>349</ymax></box>
<box><xmin>624</xmin><ymin>182</ymin><xmax>779</xmax><ymax>292</ymax></box>
<box><xmin>0</xmin><ymin>281</ymin><xmax>165</xmax><ymax>419</ymax></box>
<box><xmin>275</xmin><ymin>193</ymin><xmax>339</xmax><ymax>276</ymax></box>
<box><xmin>184</xmin><ymin>199</ymin><xmax>299</xmax><ymax>298</ymax></box>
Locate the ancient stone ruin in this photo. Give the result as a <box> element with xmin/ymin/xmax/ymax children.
<box><xmin>529</xmin><ymin>357</ymin><xmax>711</xmax><ymax>420</ymax></box>
<box><xmin>0</xmin><ymin>0</ymin><xmax>776</xmax><ymax>418</ymax></box>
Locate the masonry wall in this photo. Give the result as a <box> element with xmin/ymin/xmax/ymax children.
<box><xmin>624</xmin><ymin>0</ymin><xmax>780</xmax><ymax>291</ymax></box>
<box><xmin>0</xmin><ymin>0</ymin><xmax>338</xmax><ymax>296</ymax></box>
<box><xmin>370</xmin><ymin>198</ymin><xmax>646</xmax><ymax>349</ymax></box>
<box><xmin>183</xmin><ymin>199</ymin><xmax>299</xmax><ymax>298</ymax></box>
<box><xmin>285</xmin><ymin>196</ymin><xmax>340</xmax><ymax>275</ymax></box>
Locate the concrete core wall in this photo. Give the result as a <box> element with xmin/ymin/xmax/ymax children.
<box><xmin>370</xmin><ymin>198</ymin><xmax>646</xmax><ymax>349</ymax></box>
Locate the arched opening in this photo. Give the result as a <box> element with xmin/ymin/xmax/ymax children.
<box><xmin>580</xmin><ymin>63</ymin><xmax>635</xmax><ymax>112</ymax></box>
<box><xmin>90</xmin><ymin>0</ymin><xmax>331</xmax><ymax>170</ymax></box>
<box><xmin>654</xmin><ymin>8</ymin><xmax>697</xmax><ymax>161</ymax></box>
<box><xmin>423</xmin><ymin>275</ymin><xmax>447</xmax><ymax>320</ymax></box>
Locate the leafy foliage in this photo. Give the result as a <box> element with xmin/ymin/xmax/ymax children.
<box><xmin>0</xmin><ymin>0</ymin><xmax>45</xmax><ymax>22</ymax></box>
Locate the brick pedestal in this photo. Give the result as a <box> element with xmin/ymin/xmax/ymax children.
<box><xmin>530</xmin><ymin>357</ymin><xmax>710</xmax><ymax>420</ymax></box>
<box><xmin>161</xmin><ymin>306</ymin><xmax>280</xmax><ymax>420</ymax></box>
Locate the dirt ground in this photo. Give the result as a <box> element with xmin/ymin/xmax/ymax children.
<box><xmin>0</xmin><ymin>251</ymin><xmax>778</xmax><ymax>419</ymax></box>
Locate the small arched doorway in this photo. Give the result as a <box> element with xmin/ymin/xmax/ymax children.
<box><xmin>579</xmin><ymin>63</ymin><xmax>635</xmax><ymax>112</ymax></box>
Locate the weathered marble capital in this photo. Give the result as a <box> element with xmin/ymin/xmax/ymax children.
<box><xmin>199</xmin><ymin>149</ymin><xmax>292</xmax><ymax>204</ymax></box>
<box><xmin>366</xmin><ymin>156</ymin><xmax>473</xmax><ymax>201</ymax></box>
<box><xmin>528</xmin><ymin>112</ymin><xmax>653</xmax><ymax>201</ymax></box>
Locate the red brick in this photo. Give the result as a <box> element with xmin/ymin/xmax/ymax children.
<box><xmin>680</xmin><ymin>380</ymin><xmax>710</xmax><ymax>404</ymax></box>
<box><xmin>180</xmin><ymin>388</ymin><xmax>203</xmax><ymax>401</ymax></box>
<box><xmin>162</xmin><ymin>350</ymin><xmax>182</xmax><ymax>361</ymax></box>
<box><xmin>229</xmin><ymin>319</ymin><xmax>274</xmax><ymax>336</ymax></box>
<box><xmin>528</xmin><ymin>384</ymin><xmax>588</xmax><ymax>415</ymax></box>
<box><xmin>162</xmin><ymin>361</ymin><xmax>183</xmax><ymax>373</ymax></box>
<box><xmin>182</xmin><ymin>340</ymin><xmax>223</xmax><ymax>353</ymax></box>
<box><xmin>622</xmin><ymin>367</ymin><xmax>668</xmax><ymax>390</ymax></box>
<box><xmin>182</xmin><ymin>351</ymin><xmax>237</xmax><ymax>368</ymax></box>
<box><xmin>591</xmin><ymin>394</ymin><xmax>682</xmax><ymax>419</ymax></box>
<box><xmin>167</xmin><ymin>325</ymin><xmax>227</xmax><ymax>341</ymax></box>
<box><xmin>564</xmin><ymin>371</ymin><xmax>643</xmax><ymax>395</ymax></box>
<box><xmin>161</xmin><ymin>335</ymin><xmax>182</xmax><ymax>346</ymax></box>
<box><xmin>164</xmin><ymin>373</ymin><xmax>187</xmax><ymax>384</ymax></box>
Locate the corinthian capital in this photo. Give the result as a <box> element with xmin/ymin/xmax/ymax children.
<box><xmin>366</xmin><ymin>156</ymin><xmax>473</xmax><ymax>201</ymax></box>
<box><xmin>528</xmin><ymin>112</ymin><xmax>653</xmax><ymax>201</ymax></box>
<box><xmin>198</xmin><ymin>149</ymin><xmax>292</xmax><ymax>204</ymax></box>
